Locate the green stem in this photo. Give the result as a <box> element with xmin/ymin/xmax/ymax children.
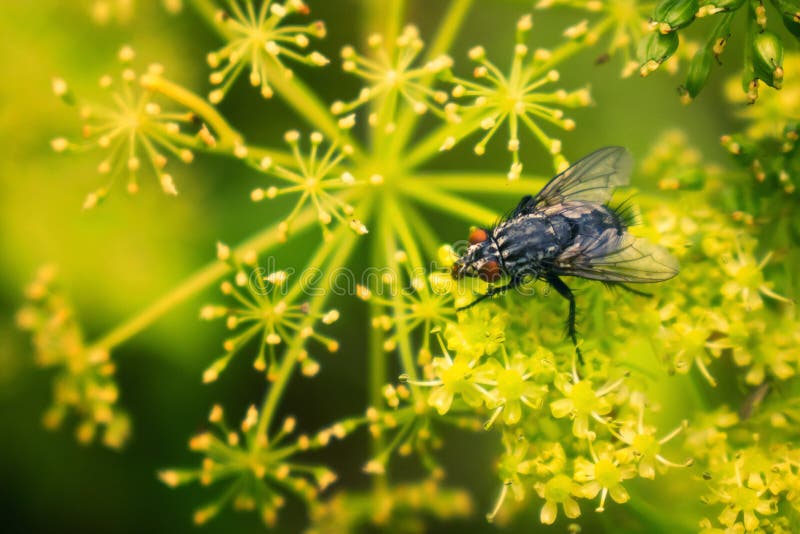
<box><xmin>391</xmin><ymin>0</ymin><xmax>474</xmax><ymax>156</ymax></box>
<box><xmin>87</xmin><ymin>190</ymin><xmax>361</xmax><ymax>352</ymax></box>
<box><xmin>368</xmin><ymin>216</ymin><xmax>388</xmax><ymax>491</ymax></box>
<box><xmin>254</xmin><ymin>197</ymin><xmax>373</xmax><ymax>442</ymax></box>
<box><xmin>380</xmin><ymin>201</ymin><xmax>420</xmax><ymax>383</ymax></box>
<box><xmin>527</xmin><ymin>16</ymin><xmax>615</xmax><ymax>80</ymax></box>
<box><xmin>399</xmin><ymin>181</ymin><xmax>499</xmax><ymax>226</ymax></box>
<box><xmin>147</xmin><ymin>76</ymin><xmax>241</xmax><ymax>147</ymax></box>
<box><xmin>403</xmin><ymin>109</ymin><xmax>485</xmax><ymax>170</ymax></box>
<box><xmin>407</xmin><ymin>173</ymin><xmax>547</xmax><ymax>193</ymax></box>
<box><xmin>164</xmin><ymin>129</ymin><xmax>296</xmax><ymax>167</ymax></box>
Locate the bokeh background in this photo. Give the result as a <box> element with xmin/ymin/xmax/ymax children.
<box><xmin>0</xmin><ymin>0</ymin><xmax>751</xmax><ymax>532</ymax></box>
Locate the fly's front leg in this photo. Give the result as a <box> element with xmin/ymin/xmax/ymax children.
<box><xmin>456</xmin><ymin>279</ymin><xmax>519</xmax><ymax>312</ymax></box>
<box><xmin>546</xmin><ymin>274</ymin><xmax>583</xmax><ymax>365</ymax></box>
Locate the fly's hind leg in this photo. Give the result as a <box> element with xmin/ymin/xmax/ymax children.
<box><xmin>546</xmin><ymin>274</ymin><xmax>583</xmax><ymax>365</ymax></box>
<box><xmin>606</xmin><ymin>282</ymin><xmax>653</xmax><ymax>298</ymax></box>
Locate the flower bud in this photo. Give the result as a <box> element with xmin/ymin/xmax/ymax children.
<box><xmin>653</xmin><ymin>0</ymin><xmax>699</xmax><ymax>33</ymax></box>
<box><xmin>680</xmin><ymin>47</ymin><xmax>713</xmax><ymax>102</ymax></box>
<box><xmin>752</xmin><ymin>31</ymin><xmax>784</xmax><ymax>89</ymax></box>
<box><xmin>775</xmin><ymin>0</ymin><xmax>800</xmax><ymax>38</ymax></box>
<box><xmin>638</xmin><ymin>31</ymin><xmax>679</xmax><ymax>76</ymax></box>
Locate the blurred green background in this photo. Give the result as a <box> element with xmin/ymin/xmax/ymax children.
<box><xmin>0</xmin><ymin>0</ymin><xmax>743</xmax><ymax>532</ymax></box>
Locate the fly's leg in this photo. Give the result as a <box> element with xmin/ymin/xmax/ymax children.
<box><xmin>456</xmin><ymin>280</ymin><xmax>518</xmax><ymax>312</ymax></box>
<box><xmin>546</xmin><ymin>274</ymin><xmax>583</xmax><ymax>365</ymax></box>
<box><xmin>606</xmin><ymin>282</ymin><xmax>653</xmax><ymax>298</ymax></box>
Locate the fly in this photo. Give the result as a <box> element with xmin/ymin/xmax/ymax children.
<box><xmin>451</xmin><ymin>146</ymin><xmax>679</xmax><ymax>362</ymax></box>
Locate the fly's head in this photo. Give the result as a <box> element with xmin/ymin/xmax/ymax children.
<box><xmin>451</xmin><ymin>228</ymin><xmax>504</xmax><ymax>283</ymax></box>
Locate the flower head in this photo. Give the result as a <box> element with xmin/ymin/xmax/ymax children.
<box><xmin>536</xmin><ymin>0</ymin><xmax>654</xmax><ymax>77</ymax></box>
<box><xmin>535</xmin><ymin>473</ymin><xmax>583</xmax><ymax>524</ymax></box>
<box><xmin>16</xmin><ymin>266</ymin><xmax>130</xmax><ymax>448</ymax></box>
<box><xmin>573</xmin><ymin>441</ymin><xmax>637</xmax><ymax>512</ymax></box>
<box><xmin>206</xmin><ymin>0</ymin><xmax>328</xmax><ymax>103</ymax></box>
<box><xmin>50</xmin><ymin>48</ymin><xmax>200</xmax><ymax>207</ymax></box>
<box><xmin>249</xmin><ymin>130</ymin><xmax>372</xmax><ymax>240</ymax></box>
<box><xmin>332</xmin><ymin>25</ymin><xmax>453</xmax><ymax>130</ymax></box>
<box><xmin>159</xmin><ymin>404</ymin><xmax>349</xmax><ymax>527</ymax></box>
<box><xmin>356</xmin><ymin>253</ymin><xmax>455</xmax><ymax>361</ymax></box>
<box><xmin>200</xmin><ymin>244</ymin><xmax>339</xmax><ymax>382</ymax></box>
<box><xmin>445</xmin><ymin>15</ymin><xmax>591</xmax><ymax>177</ymax></box>
<box><xmin>550</xmin><ymin>368</ymin><xmax>625</xmax><ymax>438</ymax></box>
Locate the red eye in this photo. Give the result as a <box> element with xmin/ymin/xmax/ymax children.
<box><xmin>479</xmin><ymin>260</ymin><xmax>501</xmax><ymax>283</ymax></box>
<box><xmin>469</xmin><ymin>228</ymin><xmax>489</xmax><ymax>245</ymax></box>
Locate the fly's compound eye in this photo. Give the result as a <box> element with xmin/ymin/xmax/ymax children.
<box><xmin>451</xmin><ymin>262</ymin><xmax>464</xmax><ymax>280</ymax></box>
<box><xmin>478</xmin><ymin>260</ymin><xmax>501</xmax><ymax>283</ymax></box>
<box><xmin>469</xmin><ymin>228</ymin><xmax>489</xmax><ymax>245</ymax></box>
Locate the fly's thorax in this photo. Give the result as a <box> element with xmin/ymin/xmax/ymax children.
<box><xmin>494</xmin><ymin>214</ymin><xmax>563</xmax><ymax>271</ymax></box>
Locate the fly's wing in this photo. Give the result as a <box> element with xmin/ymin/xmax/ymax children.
<box><xmin>512</xmin><ymin>147</ymin><xmax>633</xmax><ymax>217</ymax></box>
<box><xmin>552</xmin><ymin>229</ymin><xmax>679</xmax><ymax>283</ymax></box>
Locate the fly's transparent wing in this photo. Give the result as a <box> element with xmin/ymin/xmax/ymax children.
<box><xmin>513</xmin><ymin>147</ymin><xmax>633</xmax><ymax>217</ymax></box>
<box><xmin>553</xmin><ymin>229</ymin><xmax>679</xmax><ymax>283</ymax></box>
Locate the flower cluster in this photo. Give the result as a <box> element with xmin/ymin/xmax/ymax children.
<box><xmin>397</xmin><ymin>303</ymin><xmax>691</xmax><ymax>526</ymax></box>
<box><xmin>307</xmin><ymin>479</ymin><xmax>472</xmax><ymax>533</ymax></box>
<box><xmin>536</xmin><ymin>0</ymin><xmax>656</xmax><ymax>77</ymax></box>
<box><xmin>200</xmin><ymin>243</ymin><xmax>340</xmax><ymax>382</ymax></box>
<box><xmin>159</xmin><ymin>403</ymin><xmax>355</xmax><ymax>527</ymax></box>
<box><xmin>50</xmin><ymin>47</ymin><xmax>205</xmax><ymax>208</ymax></box>
<box><xmin>686</xmin><ymin>407</ymin><xmax>800</xmax><ymax>532</ymax></box>
<box><xmin>356</xmin><ymin>250</ymin><xmax>455</xmax><ymax>361</ymax></box>
<box><xmin>444</xmin><ymin>14</ymin><xmax>591</xmax><ymax>177</ymax></box>
<box><xmin>205</xmin><ymin>0</ymin><xmax>328</xmax><ymax>103</ymax></box>
<box><xmin>248</xmin><ymin>130</ymin><xmax>373</xmax><ymax>240</ymax></box>
<box><xmin>332</xmin><ymin>25</ymin><xmax>454</xmax><ymax>129</ymax></box>
<box><xmin>635</xmin><ymin>0</ymin><xmax>797</xmax><ymax>103</ymax></box>
<box><xmin>87</xmin><ymin>0</ymin><xmax>182</xmax><ymax>25</ymax></box>
<box><xmin>16</xmin><ymin>266</ymin><xmax>130</xmax><ymax>448</ymax></box>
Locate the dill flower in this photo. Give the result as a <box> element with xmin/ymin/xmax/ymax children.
<box><xmin>535</xmin><ymin>473</ymin><xmax>583</xmax><ymax>524</ymax></box>
<box><xmin>159</xmin><ymin>404</ymin><xmax>349</xmax><ymax>527</ymax></box>
<box><xmin>719</xmin><ymin>243</ymin><xmax>790</xmax><ymax>312</ymax></box>
<box><xmin>482</xmin><ymin>348</ymin><xmax>549</xmax><ymax>427</ymax></box>
<box><xmin>249</xmin><ymin>130</ymin><xmax>372</xmax><ymax>240</ymax></box>
<box><xmin>443</xmin><ymin>306</ymin><xmax>506</xmax><ymax>359</ymax></box>
<box><xmin>50</xmin><ymin>49</ymin><xmax>199</xmax><ymax>207</ymax></box>
<box><xmin>614</xmin><ymin>394</ymin><xmax>692</xmax><ymax>479</ymax></box>
<box><xmin>205</xmin><ymin>0</ymin><xmax>328</xmax><ymax>103</ymax></box>
<box><xmin>16</xmin><ymin>266</ymin><xmax>130</xmax><ymax>448</ymax></box>
<box><xmin>200</xmin><ymin>244</ymin><xmax>339</xmax><ymax>382</ymax></box>
<box><xmin>420</xmin><ymin>348</ymin><xmax>491</xmax><ymax>416</ymax></box>
<box><xmin>356</xmin><ymin>253</ymin><xmax>454</xmax><ymax>359</ymax></box>
<box><xmin>332</xmin><ymin>25</ymin><xmax>454</xmax><ymax>129</ymax></box>
<box><xmin>536</xmin><ymin>0</ymin><xmax>655</xmax><ymax>77</ymax></box>
<box><xmin>444</xmin><ymin>14</ymin><xmax>591</xmax><ymax>177</ymax></box>
<box><xmin>573</xmin><ymin>441</ymin><xmax>637</xmax><ymax>512</ymax></box>
<box><xmin>307</xmin><ymin>480</ymin><xmax>472</xmax><ymax>533</ymax></box>
<box><xmin>549</xmin><ymin>368</ymin><xmax>626</xmax><ymax>438</ymax></box>
<box><xmin>87</xmin><ymin>0</ymin><xmax>182</xmax><ymax>24</ymax></box>
<box><xmin>725</xmin><ymin>313</ymin><xmax>799</xmax><ymax>385</ymax></box>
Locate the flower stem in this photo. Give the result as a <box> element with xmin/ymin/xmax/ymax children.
<box><xmin>391</xmin><ymin>0</ymin><xmax>474</xmax><ymax>156</ymax></box>
<box><xmin>145</xmin><ymin>76</ymin><xmax>242</xmax><ymax>147</ymax></box>
<box><xmin>254</xmin><ymin>196</ymin><xmax>374</xmax><ymax>442</ymax></box>
<box><xmin>380</xmin><ymin>200</ymin><xmax>419</xmax><ymax>383</ymax></box>
<box><xmin>88</xmin><ymin>203</ymin><xmax>323</xmax><ymax>352</ymax></box>
<box><xmin>399</xmin><ymin>180</ymin><xmax>499</xmax><ymax>226</ymax></box>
